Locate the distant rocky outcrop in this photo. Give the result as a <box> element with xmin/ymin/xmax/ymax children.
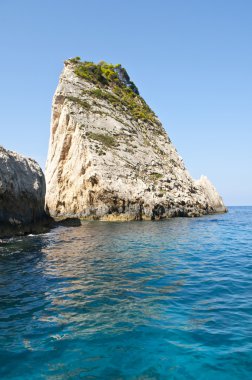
<box><xmin>195</xmin><ymin>176</ymin><xmax>226</xmax><ymax>213</ymax></box>
<box><xmin>0</xmin><ymin>146</ymin><xmax>48</xmax><ymax>237</ymax></box>
<box><xmin>45</xmin><ymin>58</ymin><xmax>226</xmax><ymax>220</ymax></box>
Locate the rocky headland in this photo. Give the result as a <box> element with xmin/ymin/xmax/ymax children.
<box><xmin>0</xmin><ymin>146</ymin><xmax>48</xmax><ymax>237</ymax></box>
<box><xmin>0</xmin><ymin>58</ymin><xmax>226</xmax><ymax>238</ymax></box>
<box><xmin>45</xmin><ymin>58</ymin><xmax>226</xmax><ymax>221</ymax></box>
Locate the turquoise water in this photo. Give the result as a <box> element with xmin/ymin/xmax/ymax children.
<box><xmin>0</xmin><ymin>207</ymin><xmax>252</xmax><ymax>379</ymax></box>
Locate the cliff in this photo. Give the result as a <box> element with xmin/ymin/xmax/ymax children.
<box><xmin>0</xmin><ymin>146</ymin><xmax>48</xmax><ymax>237</ymax></box>
<box><xmin>45</xmin><ymin>58</ymin><xmax>226</xmax><ymax>220</ymax></box>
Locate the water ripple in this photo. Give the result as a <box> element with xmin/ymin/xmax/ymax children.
<box><xmin>0</xmin><ymin>207</ymin><xmax>252</xmax><ymax>379</ymax></box>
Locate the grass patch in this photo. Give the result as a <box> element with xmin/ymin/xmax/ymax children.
<box><xmin>68</xmin><ymin>56</ymin><xmax>81</xmax><ymax>64</ymax></box>
<box><xmin>90</xmin><ymin>88</ymin><xmax>119</xmax><ymax>106</ymax></box>
<box><xmin>73</xmin><ymin>61</ymin><xmax>139</xmax><ymax>93</ymax></box>
<box><xmin>112</xmin><ymin>86</ymin><xmax>155</xmax><ymax>122</ymax></box>
<box><xmin>68</xmin><ymin>59</ymin><xmax>156</xmax><ymax>123</ymax></box>
<box><xmin>149</xmin><ymin>173</ymin><xmax>163</xmax><ymax>181</ymax></box>
<box><xmin>66</xmin><ymin>96</ymin><xmax>91</xmax><ymax>109</ymax></box>
<box><xmin>87</xmin><ymin>132</ymin><xmax>117</xmax><ymax>148</ymax></box>
<box><xmin>89</xmin><ymin>87</ymin><xmax>155</xmax><ymax>123</ymax></box>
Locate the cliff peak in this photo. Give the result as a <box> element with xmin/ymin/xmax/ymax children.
<box><xmin>65</xmin><ymin>57</ymin><xmax>139</xmax><ymax>94</ymax></box>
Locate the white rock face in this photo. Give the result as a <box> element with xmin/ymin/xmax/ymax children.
<box><xmin>195</xmin><ymin>175</ymin><xmax>226</xmax><ymax>212</ymax></box>
<box><xmin>45</xmin><ymin>60</ymin><xmax>226</xmax><ymax>220</ymax></box>
<box><xmin>0</xmin><ymin>146</ymin><xmax>46</xmax><ymax>235</ymax></box>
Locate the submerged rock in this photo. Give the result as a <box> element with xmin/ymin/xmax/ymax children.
<box><xmin>0</xmin><ymin>146</ymin><xmax>48</xmax><ymax>237</ymax></box>
<box><xmin>45</xmin><ymin>58</ymin><xmax>226</xmax><ymax>221</ymax></box>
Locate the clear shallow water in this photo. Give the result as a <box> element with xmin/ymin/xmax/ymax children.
<box><xmin>0</xmin><ymin>207</ymin><xmax>252</xmax><ymax>380</ymax></box>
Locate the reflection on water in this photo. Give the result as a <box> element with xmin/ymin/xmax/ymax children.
<box><xmin>0</xmin><ymin>208</ymin><xmax>252</xmax><ymax>379</ymax></box>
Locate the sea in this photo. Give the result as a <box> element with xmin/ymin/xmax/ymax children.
<box><xmin>0</xmin><ymin>206</ymin><xmax>251</xmax><ymax>379</ymax></box>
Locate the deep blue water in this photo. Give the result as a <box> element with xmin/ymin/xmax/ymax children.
<box><xmin>0</xmin><ymin>207</ymin><xmax>252</xmax><ymax>379</ymax></box>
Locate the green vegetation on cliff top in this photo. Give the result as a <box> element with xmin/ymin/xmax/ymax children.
<box><xmin>67</xmin><ymin>57</ymin><xmax>156</xmax><ymax>123</ymax></box>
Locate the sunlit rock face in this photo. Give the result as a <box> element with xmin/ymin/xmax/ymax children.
<box><xmin>45</xmin><ymin>59</ymin><xmax>226</xmax><ymax>221</ymax></box>
<box><xmin>0</xmin><ymin>146</ymin><xmax>47</xmax><ymax>236</ymax></box>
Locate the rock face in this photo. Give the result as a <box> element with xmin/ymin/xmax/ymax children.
<box><xmin>45</xmin><ymin>59</ymin><xmax>226</xmax><ymax>220</ymax></box>
<box><xmin>0</xmin><ymin>146</ymin><xmax>47</xmax><ymax>236</ymax></box>
<box><xmin>195</xmin><ymin>176</ymin><xmax>226</xmax><ymax>213</ymax></box>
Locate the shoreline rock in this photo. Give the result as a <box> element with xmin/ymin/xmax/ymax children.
<box><xmin>0</xmin><ymin>146</ymin><xmax>50</xmax><ymax>238</ymax></box>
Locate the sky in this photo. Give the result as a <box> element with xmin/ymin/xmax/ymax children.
<box><xmin>0</xmin><ymin>0</ymin><xmax>251</xmax><ymax>205</ymax></box>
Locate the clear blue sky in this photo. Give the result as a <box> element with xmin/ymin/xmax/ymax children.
<box><xmin>0</xmin><ymin>0</ymin><xmax>251</xmax><ymax>205</ymax></box>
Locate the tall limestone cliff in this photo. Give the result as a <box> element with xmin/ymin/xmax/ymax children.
<box><xmin>0</xmin><ymin>146</ymin><xmax>48</xmax><ymax>237</ymax></box>
<box><xmin>45</xmin><ymin>58</ymin><xmax>226</xmax><ymax>220</ymax></box>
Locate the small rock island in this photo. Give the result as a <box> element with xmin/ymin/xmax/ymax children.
<box><xmin>45</xmin><ymin>58</ymin><xmax>226</xmax><ymax>221</ymax></box>
<box><xmin>0</xmin><ymin>58</ymin><xmax>226</xmax><ymax>237</ymax></box>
